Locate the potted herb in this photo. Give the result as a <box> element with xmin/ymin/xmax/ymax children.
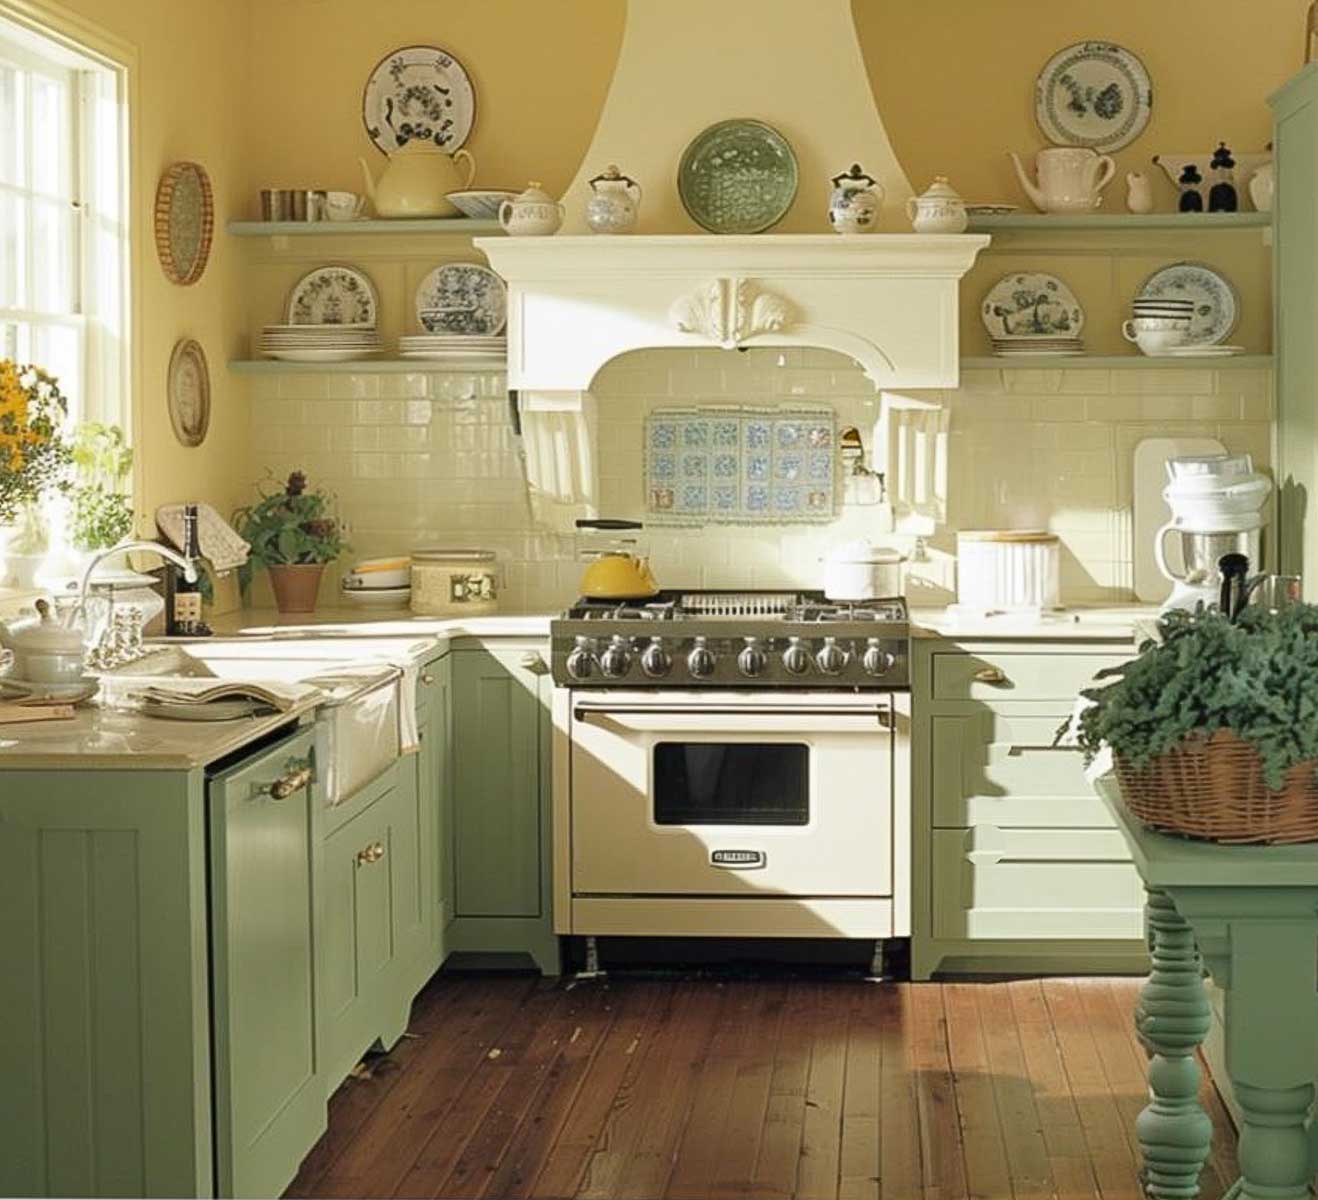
<box><xmin>1074</xmin><ymin>604</ymin><xmax>1318</xmax><ymax>844</ymax></box>
<box><xmin>233</xmin><ymin>471</ymin><xmax>347</xmax><ymax>613</ymax></box>
<box><xmin>68</xmin><ymin>422</ymin><xmax>134</xmax><ymax>556</ymax></box>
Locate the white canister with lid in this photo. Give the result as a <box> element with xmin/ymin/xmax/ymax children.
<box><xmin>410</xmin><ymin>549</ymin><xmax>500</xmax><ymax>616</ymax></box>
<box><xmin>956</xmin><ymin>530</ymin><xmax>1060</xmax><ymax>614</ymax></box>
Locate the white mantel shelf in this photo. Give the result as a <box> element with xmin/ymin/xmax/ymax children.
<box><xmin>476</xmin><ymin>233</ymin><xmax>991</xmax><ymax>393</ymax></box>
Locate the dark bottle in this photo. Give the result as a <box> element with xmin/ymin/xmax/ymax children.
<box><xmin>1208</xmin><ymin>143</ymin><xmax>1238</xmax><ymax>212</ymax></box>
<box><xmin>1178</xmin><ymin>164</ymin><xmax>1205</xmax><ymax>212</ymax></box>
<box><xmin>167</xmin><ymin>504</ymin><xmax>206</xmax><ymax>637</ymax></box>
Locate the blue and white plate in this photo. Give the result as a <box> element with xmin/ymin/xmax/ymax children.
<box><xmin>1035</xmin><ymin>41</ymin><xmax>1152</xmax><ymax>152</ymax></box>
<box><xmin>981</xmin><ymin>272</ymin><xmax>1085</xmax><ymax>340</ymax></box>
<box><xmin>414</xmin><ymin>263</ymin><xmax>506</xmax><ymax>336</ymax></box>
<box><xmin>1137</xmin><ymin>263</ymin><xmax>1238</xmax><ymax>346</ymax></box>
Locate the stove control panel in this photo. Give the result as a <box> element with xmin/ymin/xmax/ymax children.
<box><xmin>551</xmin><ymin>627</ymin><xmax>909</xmax><ymax>689</ymax></box>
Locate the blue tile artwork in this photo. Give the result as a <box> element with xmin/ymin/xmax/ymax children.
<box><xmin>644</xmin><ymin>407</ymin><xmax>835</xmax><ymax>523</ymax></box>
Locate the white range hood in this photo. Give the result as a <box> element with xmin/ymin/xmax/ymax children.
<box><xmin>477</xmin><ymin>233</ymin><xmax>988</xmax><ymax>392</ymax></box>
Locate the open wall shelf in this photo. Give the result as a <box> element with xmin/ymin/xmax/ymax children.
<box><xmin>967</xmin><ymin>211</ymin><xmax>1271</xmax><ymax>233</ymax></box>
<box><xmin>229</xmin><ymin>359</ymin><xmax>506</xmax><ymax>374</ymax></box>
<box><xmin>228</xmin><ymin>218</ymin><xmax>503</xmax><ymax>237</ymax></box>
<box><xmin>960</xmin><ymin>354</ymin><xmax>1273</xmax><ymax>370</ymax></box>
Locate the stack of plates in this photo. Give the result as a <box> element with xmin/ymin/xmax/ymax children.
<box><xmin>340</xmin><ymin>556</ymin><xmax>411</xmax><ymax>608</ymax></box>
<box><xmin>990</xmin><ymin>336</ymin><xmax>1085</xmax><ymax>358</ymax></box>
<box><xmin>258</xmin><ymin>325</ymin><xmax>384</xmax><ymax>363</ymax></box>
<box><xmin>397</xmin><ymin>334</ymin><xmax>507</xmax><ymax>361</ymax></box>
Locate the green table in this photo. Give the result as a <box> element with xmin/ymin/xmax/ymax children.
<box><xmin>1094</xmin><ymin>776</ymin><xmax>1318</xmax><ymax>1200</ymax></box>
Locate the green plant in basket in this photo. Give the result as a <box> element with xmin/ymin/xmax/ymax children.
<box><xmin>1073</xmin><ymin>604</ymin><xmax>1318</xmax><ymax>790</ymax></box>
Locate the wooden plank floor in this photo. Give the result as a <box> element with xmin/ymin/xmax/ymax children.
<box><xmin>285</xmin><ymin>975</ymin><xmax>1239</xmax><ymax>1200</ymax></box>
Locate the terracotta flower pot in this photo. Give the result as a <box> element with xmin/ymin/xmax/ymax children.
<box><xmin>268</xmin><ymin>563</ymin><xmax>325</xmax><ymax>613</ymax></box>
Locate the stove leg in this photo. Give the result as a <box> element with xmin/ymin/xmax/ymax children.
<box><xmin>575</xmin><ymin>935</ymin><xmax>606</xmax><ymax>982</ymax></box>
<box><xmin>865</xmin><ymin>938</ymin><xmax>891</xmax><ymax>982</ymax></box>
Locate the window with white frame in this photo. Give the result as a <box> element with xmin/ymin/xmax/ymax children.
<box><xmin>0</xmin><ymin>13</ymin><xmax>128</xmax><ymax>428</ymax></box>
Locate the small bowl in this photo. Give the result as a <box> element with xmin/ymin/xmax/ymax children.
<box><xmin>445</xmin><ymin>190</ymin><xmax>518</xmax><ymax>220</ymax></box>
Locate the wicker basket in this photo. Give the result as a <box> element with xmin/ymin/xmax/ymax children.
<box><xmin>1115</xmin><ymin>730</ymin><xmax>1318</xmax><ymax>844</ymax></box>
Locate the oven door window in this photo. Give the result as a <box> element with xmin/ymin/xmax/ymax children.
<box><xmin>652</xmin><ymin>742</ymin><xmax>808</xmax><ymax>826</ymax></box>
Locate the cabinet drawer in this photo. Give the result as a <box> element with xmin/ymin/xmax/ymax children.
<box><xmin>932</xmin><ymin>650</ymin><xmax>1123</xmax><ymax>703</ymax></box>
<box><xmin>932</xmin><ymin>711</ymin><xmax>1111</xmax><ymax>828</ymax></box>
<box><xmin>932</xmin><ymin>827</ymin><xmax>1143</xmax><ymax>942</ymax></box>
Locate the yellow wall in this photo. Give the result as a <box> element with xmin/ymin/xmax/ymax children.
<box><xmin>857</xmin><ymin>0</ymin><xmax>1309</xmax><ymax>208</ymax></box>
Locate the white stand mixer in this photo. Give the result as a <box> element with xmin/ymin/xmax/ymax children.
<box><xmin>1154</xmin><ymin>454</ymin><xmax>1272</xmax><ymax>612</ymax></box>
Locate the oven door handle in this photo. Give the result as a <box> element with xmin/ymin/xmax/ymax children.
<box><xmin>572</xmin><ymin>703</ymin><xmax>893</xmax><ymax>731</ymax></box>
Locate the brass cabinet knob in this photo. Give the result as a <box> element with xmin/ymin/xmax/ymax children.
<box><xmin>356</xmin><ymin>841</ymin><xmax>386</xmax><ymax>866</ymax></box>
<box><xmin>421</xmin><ymin>673</ymin><xmax>435</xmax><ymax>685</ymax></box>
<box><xmin>261</xmin><ymin>763</ymin><xmax>313</xmax><ymax>800</ymax></box>
<box><xmin>973</xmin><ymin>666</ymin><xmax>1008</xmax><ymax>685</ymax></box>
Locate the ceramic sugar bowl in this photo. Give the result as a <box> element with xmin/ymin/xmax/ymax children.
<box><xmin>584</xmin><ymin>164</ymin><xmax>643</xmax><ymax>234</ymax></box>
<box><xmin>498</xmin><ymin>182</ymin><xmax>565</xmax><ymax>237</ymax></box>
<box><xmin>906</xmin><ymin>176</ymin><xmax>968</xmax><ymax>233</ymax></box>
<box><xmin>827</xmin><ymin>163</ymin><xmax>883</xmax><ymax>233</ymax></box>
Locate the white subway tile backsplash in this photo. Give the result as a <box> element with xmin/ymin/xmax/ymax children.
<box><xmin>247</xmin><ymin>356</ymin><xmax>1273</xmax><ymax>611</ymax></box>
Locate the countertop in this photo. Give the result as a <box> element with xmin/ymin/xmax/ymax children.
<box><xmin>207</xmin><ymin>606</ymin><xmax>553</xmax><ymax>640</ymax></box>
<box><xmin>910</xmin><ymin>604</ymin><xmax>1160</xmax><ymax>642</ymax></box>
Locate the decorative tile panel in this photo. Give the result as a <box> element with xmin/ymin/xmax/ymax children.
<box><xmin>644</xmin><ymin>406</ymin><xmax>836</xmax><ymax>523</ymax></box>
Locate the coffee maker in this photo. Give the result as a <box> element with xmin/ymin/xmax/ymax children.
<box><xmin>1154</xmin><ymin>454</ymin><xmax>1272</xmax><ymax>612</ymax></box>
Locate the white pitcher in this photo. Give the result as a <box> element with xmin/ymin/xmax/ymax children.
<box><xmin>1009</xmin><ymin>147</ymin><xmax>1116</xmax><ymax>214</ymax></box>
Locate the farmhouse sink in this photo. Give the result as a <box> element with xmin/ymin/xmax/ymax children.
<box><xmin>104</xmin><ymin>643</ymin><xmax>404</xmax><ymax>803</ymax></box>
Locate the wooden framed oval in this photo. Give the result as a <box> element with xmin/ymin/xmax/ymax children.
<box><xmin>167</xmin><ymin>338</ymin><xmax>211</xmax><ymax>448</ymax></box>
<box><xmin>154</xmin><ymin>162</ymin><xmax>214</xmax><ymax>285</ymax></box>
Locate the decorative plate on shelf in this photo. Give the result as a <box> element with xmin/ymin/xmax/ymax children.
<box><xmin>981</xmin><ymin>273</ymin><xmax>1085</xmax><ymax>340</ymax></box>
<box><xmin>362</xmin><ymin>44</ymin><xmax>476</xmax><ymax>155</ymax></box>
<box><xmin>286</xmin><ymin>265</ymin><xmax>378</xmax><ymax>327</ymax></box>
<box><xmin>166</xmin><ymin>338</ymin><xmax>210</xmax><ymax>448</ymax></box>
<box><xmin>1035</xmin><ymin>41</ymin><xmax>1152</xmax><ymax>152</ymax></box>
<box><xmin>677</xmin><ymin>119</ymin><xmax>799</xmax><ymax>234</ymax></box>
<box><xmin>154</xmin><ymin>162</ymin><xmax>213</xmax><ymax>285</ymax></box>
<box><xmin>414</xmin><ymin>263</ymin><xmax>506</xmax><ymax>335</ymax></box>
<box><xmin>1136</xmin><ymin>262</ymin><xmax>1238</xmax><ymax>345</ymax></box>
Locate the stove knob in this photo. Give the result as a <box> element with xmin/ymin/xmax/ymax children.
<box><xmin>687</xmin><ymin>637</ymin><xmax>717</xmax><ymax>679</ymax></box>
<box><xmin>565</xmin><ymin>638</ymin><xmax>597</xmax><ymax>680</ymax></box>
<box><xmin>782</xmin><ymin>637</ymin><xmax>811</xmax><ymax>676</ymax></box>
<box><xmin>815</xmin><ymin>636</ymin><xmax>849</xmax><ymax>676</ymax></box>
<box><xmin>737</xmin><ymin>637</ymin><xmax>768</xmax><ymax>678</ymax></box>
<box><xmin>641</xmin><ymin>638</ymin><xmax>672</xmax><ymax>678</ymax></box>
<box><xmin>599</xmin><ymin>636</ymin><xmax>632</xmax><ymax>678</ymax></box>
<box><xmin>862</xmin><ymin>639</ymin><xmax>896</xmax><ymax>677</ymax></box>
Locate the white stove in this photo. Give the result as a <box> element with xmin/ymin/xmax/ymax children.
<box><xmin>550</xmin><ymin>590</ymin><xmax>911</xmax><ymax>963</ymax></box>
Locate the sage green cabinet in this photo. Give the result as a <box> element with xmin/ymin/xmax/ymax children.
<box><xmin>446</xmin><ymin>642</ymin><xmax>559</xmax><ymax>974</ymax></box>
<box><xmin>912</xmin><ymin>638</ymin><xmax>1147</xmax><ymax>980</ymax></box>
<box><xmin>208</xmin><ymin>729</ymin><xmax>325</xmax><ymax>1199</ymax></box>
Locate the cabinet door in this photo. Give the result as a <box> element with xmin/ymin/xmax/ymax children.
<box><xmin>320</xmin><ymin>775</ymin><xmax>399</xmax><ymax>1086</ymax></box>
<box><xmin>209</xmin><ymin>727</ymin><xmax>325</xmax><ymax>1200</ymax></box>
<box><xmin>452</xmin><ymin>648</ymin><xmax>543</xmax><ymax>918</ymax></box>
<box><xmin>390</xmin><ymin>747</ymin><xmax>430</xmax><ymax>985</ymax></box>
<box><xmin>417</xmin><ymin>654</ymin><xmax>453</xmax><ymax>968</ymax></box>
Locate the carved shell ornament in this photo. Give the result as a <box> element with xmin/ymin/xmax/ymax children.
<box><xmin>669</xmin><ymin>277</ymin><xmax>796</xmax><ymax>347</ymax></box>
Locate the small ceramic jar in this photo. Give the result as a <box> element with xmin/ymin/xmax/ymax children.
<box><xmin>827</xmin><ymin>163</ymin><xmax>883</xmax><ymax>234</ymax></box>
<box><xmin>905</xmin><ymin>176</ymin><xmax>968</xmax><ymax>233</ymax></box>
<box><xmin>498</xmin><ymin>182</ymin><xmax>564</xmax><ymax>237</ymax></box>
<box><xmin>585</xmin><ymin>164</ymin><xmax>643</xmax><ymax>234</ymax></box>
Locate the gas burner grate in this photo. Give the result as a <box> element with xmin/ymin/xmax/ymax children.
<box><xmin>679</xmin><ymin>592</ymin><xmax>797</xmax><ymax>618</ymax></box>
<box><xmin>790</xmin><ymin>599</ymin><xmax>908</xmax><ymax>623</ymax></box>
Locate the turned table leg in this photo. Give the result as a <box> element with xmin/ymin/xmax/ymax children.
<box><xmin>1221</xmin><ymin>920</ymin><xmax>1318</xmax><ymax>1200</ymax></box>
<box><xmin>1134</xmin><ymin>888</ymin><xmax>1214</xmax><ymax>1199</ymax></box>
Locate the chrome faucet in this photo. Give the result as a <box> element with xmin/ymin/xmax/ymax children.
<box><xmin>70</xmin><ymin>539</ymin><xmax>198</xmax><ymax>631</ymax></box>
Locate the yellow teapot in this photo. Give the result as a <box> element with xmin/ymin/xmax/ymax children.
<box><xmin>579</xmin><ymin>550</ymin><xmax>658</xmax><ymax>600</ymax></box>
<box><xmin>359</xmin><ymin>141</ymin><xmax>477</xmax><ymax>218</ymax></box>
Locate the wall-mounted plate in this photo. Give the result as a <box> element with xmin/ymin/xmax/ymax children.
<box><xmin>154</xmin><ymin>162</ymin><xmax>214</xmax><ymax>285</ymax></box>
<box><xmin>167</xmin><ymin>338</ymin><xmax>210</xmax><ymax>448</ymax></box>
<box><xmin>677</xmin><ymin>119</ymin><xmax>798</xmax><ymax>234</ymax></box>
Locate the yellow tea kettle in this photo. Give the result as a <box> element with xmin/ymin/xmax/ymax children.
<box><xmin>576</xmin><ymin>519</ymin><xmax>659</xmax><ymax>599</ymax></box>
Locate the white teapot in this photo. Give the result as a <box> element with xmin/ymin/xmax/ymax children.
<box><xmin>1009</xmin><ymin>147</ymin><xmax>1116</xmax><ymax>214</ymax></box>
<box><xmin>584</xmin><ymin>165</ymin><xmax>642</xmax><ymax>234</ymax></box>
<box><xmin>0</xmin><ymin>599</ymin><xmax>85</xmax><ymax>684</ymax></box>
<box><xmin>359</xmin><ymin>140</ymin><xmax>476</xmax><ymax>218</ymax></box>
<box><xmin>498</xmin><ymin>182</ymin><xmax>564</xmax><ymax>237</ymax></box>
<box><xmin>905</xmin><ymin>176</ymin><xmax>968</xmax><ymax>233</ymax></box>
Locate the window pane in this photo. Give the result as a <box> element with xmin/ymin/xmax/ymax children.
<box><xmin>29</xmin><ymin>197</ymin><xmax>73</xmax><ymax>311</ymax></box>
<box><xmin>29</xmin><ymin>321</ymin><xmax>81</xmax><ymax>414</ymax></box>
<box><xmin>28</xmin><ymin>72</ymin><xmax>70</xmax><ymax>198</ymax></box>
<box><xmin>0</xmin><ymin>190</ymin><xmax>26</xmax><ymax>306</ymax></box>
<box><xmin>0</xmin><ymin>64</ymin><xmax>22</xmax><ymax>186</ymax></box>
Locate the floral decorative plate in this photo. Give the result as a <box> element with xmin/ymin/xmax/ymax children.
<box><xmin>363</xmin><ymin>44</ymin><xmax>476</xmax><ymax>155</ymax></box>
<box><xmin>677</xmin><ymin>119</ymin><xmax>799</xmax><ymax>234</ymax></box>
<box><xmin>287</xmin><ymin>266</ymin><xmax>378</xmax><ymax>327</ymax></box>
<box><xmin>981</xmin><ymin>273</ymin><xmax>1085</xmax><ymax>340</ymax></box>
<box><xmin>414</xmin><ymin>263</ymin><xmax>507</xmax><ymax>336</ymax></box>
<box><xmin>167</xmin><ymin>338</ymin><xmax>210</xmax><ymax>448</ymax></box>
<box><xmin>1136</xmin><ymin>262</ymin><xmax>1238</xmax><ymax>346</ymax></box>
<box><xmin>1035</xmin><ymin>41</ymin><xmax>1152</xmax><ymax>152</ymax></box>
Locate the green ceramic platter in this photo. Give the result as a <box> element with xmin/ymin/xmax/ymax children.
<box><xmin>677</xmin><ymin>119</ymin><xmax>799</xmax><ymax>234</ymax></box>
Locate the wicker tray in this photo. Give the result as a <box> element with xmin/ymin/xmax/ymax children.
<box><xmin>1116</xmin><ymin>730</ymin><xmax>1318</xmax><ymax>844</ymax></box>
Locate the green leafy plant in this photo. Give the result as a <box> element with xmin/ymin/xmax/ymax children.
<box><xmin>68</xmin><ymin>422</ymin><xmax>134</xmax><ymax>550</ymax></box>
<box><xmin>232</xmin><ymin>470</ymin><xmax>347</xmax><ymax>590</ymax></box>
<box><xmin>1073</xmin><ymin>604</ymin><xmax>1318</xmax><ymax>789</ymax></box>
